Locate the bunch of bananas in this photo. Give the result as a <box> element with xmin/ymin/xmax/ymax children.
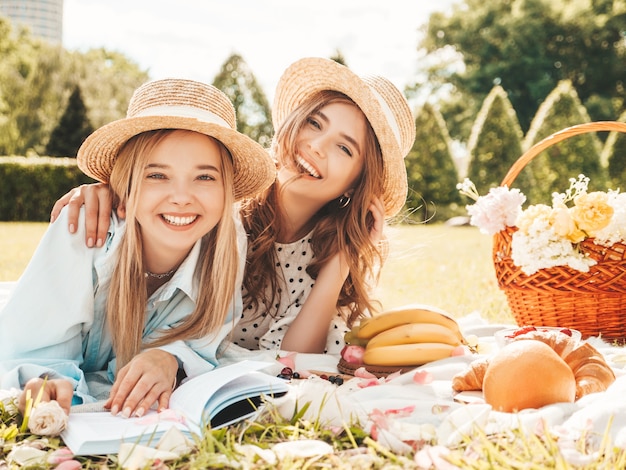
<box><xmin>345</xmin><ymin>304</ymin><xmax>467</xmax><ymax>367</ymax></box>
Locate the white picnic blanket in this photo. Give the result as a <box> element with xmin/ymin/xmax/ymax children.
<box><xmin>249</xmin><ymin>313</ymin><xmax>626</xmax><ymax>454</ymax></box>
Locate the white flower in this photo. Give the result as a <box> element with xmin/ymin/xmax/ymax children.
<box><xmin>511</xmin><ymin>219</ymin><xmax>596</xmax><ymax>275</ymax></box>
<box><xmin>27</xmin><ymin>400</ymin><xmax>68</xmax><ymax>436</ymax></box>
<box><xmin>459</xmin><ymin>174</ymin><xmax>623</xmax><ymax>274</ymax></box>
<box><xmin>458</xmin><ymin>179</ymin><xmax>525</xmax><ymax>235</ymax></box>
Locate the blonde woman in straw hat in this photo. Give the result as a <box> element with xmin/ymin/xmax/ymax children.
<box><xmin>51</xmin><ymin>57</ymin><xmax>415</xmax><ymax>356</ymax></box>
<box><xmin>0</xmin><ymin>78</ymin><xmax>275</xmax><ymax>418</ymax></box>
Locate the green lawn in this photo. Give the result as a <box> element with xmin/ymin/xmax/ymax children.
<box><xmin>0</xmin><ymin>221</ymin><xmax>513</xmax><ymax>324</ymax></box>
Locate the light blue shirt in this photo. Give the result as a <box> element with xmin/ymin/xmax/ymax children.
<box><xmin>0</xmin><ymin>206</ymin><xmax>246</xmax><ymax>404</ymax></box>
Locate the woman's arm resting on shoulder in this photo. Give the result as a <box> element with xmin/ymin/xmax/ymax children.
<box><xmin>50</xmin><ymin>183</ymin><xmax>114</xmax><ymax>248</ymax></box>
<box><xmin>104</xmin><ymin>349</ymin><xmax>179</xmax><ymax>418</ymax></box>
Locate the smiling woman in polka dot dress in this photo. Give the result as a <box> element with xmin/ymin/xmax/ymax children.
<box><xmin>235</xmin><ymin>57</ymin><xmax>415</xmax><ymax>355</ymax></box>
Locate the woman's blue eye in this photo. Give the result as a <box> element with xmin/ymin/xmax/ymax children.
<box><xmin>197</xmin><ymin>174</ymin><xmax>216</xmax><ymax>181</ymax></box>
<box><xmin>147</xmin><ymin>173</ymin><xmax>165</xmax><ymax>179</ymax></box>
<box><xmin>306</xmin><ymin>117</ymin><xmax>321</xmax><ymax>129</ymax></box>
<box><xmin>339</xmin><ymin>145</ymin><xmax>353</xmax><ymax>157</ymax></box>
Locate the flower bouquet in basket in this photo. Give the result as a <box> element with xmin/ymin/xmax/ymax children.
<box><xmin>457</xmin><ymin>122</ymin><xmax>626</xmax><ymax>341</ymax></box>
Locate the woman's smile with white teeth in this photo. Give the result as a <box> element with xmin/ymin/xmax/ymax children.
<box><xmin>162</xmin><ymin>214</ymin><xmax>198</xmax><ymax>226</ymax></box>
<box><xmin>296</xmin><ymin>156</ymin><xmax>321</xmax><ymax>178</ymax></box>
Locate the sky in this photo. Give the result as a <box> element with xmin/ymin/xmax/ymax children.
<box><xmin>63</xmin><ymin>0</ymin><xmax>456</xmax><ymax>103</ymax></box>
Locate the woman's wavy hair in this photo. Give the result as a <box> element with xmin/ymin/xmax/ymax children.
<box><xmin>106</xmin><ymin>129</ymin><xmax>238</xmax><ymax>370</ymax></box>
<box><xmin>240</xmin><ymin>90</ymin><xmax>386</xmax><ymax>327</ymax></box>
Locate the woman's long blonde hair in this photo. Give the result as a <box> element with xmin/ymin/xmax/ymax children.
<box><xmin>106</xmin><ymin>129</ymin><xmax>238</xmax><ymax>370</ymax></box>
<box><xmin>241</xmin><ymin>90</ymin><xmax>386</xmax><ymax>327</ymax></box>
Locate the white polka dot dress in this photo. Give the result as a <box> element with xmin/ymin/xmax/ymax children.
<box><xmin>234</xmin><ymin>233</ymin><xmax>348</xmax><ymax>354</ymax></box>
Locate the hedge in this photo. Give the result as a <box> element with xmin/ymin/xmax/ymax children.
<box><xmin>0</xmin><ymin>156</ymin><xmax>95</xmax><ymax>221</ymax></box>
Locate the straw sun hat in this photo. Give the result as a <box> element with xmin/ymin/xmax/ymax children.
<box><xmin>272</xmin><ymin>57</ymin><xmax>416</xmax><ymax>217</ymax></box>
<box><xmin>77</xmin><ymin>78</ymin><xmax>276</xmax><ymax>201</ymax></box>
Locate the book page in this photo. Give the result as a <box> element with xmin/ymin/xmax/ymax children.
<box><xmin>170</xmin><ymin>361</ymin><xmax>288</xmax><ymax>431</ymax></box>
<box><xmin>60</xmin><ymin>360</ymin><xmax>285</xmax><ymax>455</ymax></box>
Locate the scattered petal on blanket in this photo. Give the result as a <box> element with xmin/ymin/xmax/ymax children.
<box><xmin>6</xmin><ymin>446</ymin><xmax>47</xmax><ymax>466</ymax></box>
<box><xmin>156</xmin><ymin>427</ymin><xmax>194</xmax><ymax>454</ymax></box>
<box><xmin>373</xmin><ymin>426</ymin><xmax>415</xmax><ymax>454</ymax></box>
<box><xmin>413</xmin><ymin>370</ymin><xmax>434</xmax><ymax>385</ymax></box>
<box><xmin>277</xmin><ymin>352</ymin><xmax>297</xmax><ymax>371</ymax></box>
<box><xmin>118</xmin><ymin>443</ymin><xmax>180</xmax><ymax>470</ymax></box>
<box><xmin>54</xmin><ymin>460</ymin><xmax>83</xmax><ymax>470</ymax></box>
<box><xmin>47</xmin><ymin>448</ymin><xmax>74</xmax><ymax>465</ymax></box>
<box><xmin>272</xmin><ymin>439</ymin><xmax>333</xmax><ymax>459</ymax></box>
<box><xmin>414</xmin><ymin>445</ymin><xmax>460</xmax><ymax>470</ymax></box>
<box><xmin>354</xmin><ymin>367</ymin><xmax>378</xmax><ymax>379</ymax></box>
<box><xmin>234</xmin><ymin>444</ymin><xmax>277</xmax><ymax>465</ymax></box>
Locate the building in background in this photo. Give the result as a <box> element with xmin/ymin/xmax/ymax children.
<box><xmin>0</xmin><ymin>0</ymin><xmax>63</xmax><ymax>44</ymax></box>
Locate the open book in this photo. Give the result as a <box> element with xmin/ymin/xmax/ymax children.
<box><xmin>60</xmin><ymin>360</ymin><xmax>289</xmax><ymax>455</ymax></box>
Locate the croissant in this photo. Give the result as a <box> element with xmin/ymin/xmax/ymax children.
<box><xmin>452</xmin><ymin>329</ymin><xmax>616</xmax><ymax>401</ymax></box>
<box><xmin>451</xmin><ymin>357</ymin><xmax>489</xmax><ymax>392</ymax></box>
<box><xmin>563</xmin><ymin>342</ymin><xmax>616</xmax><ymax>399</ymax></box>
<box><xmin>512</xmin><ymin>329</ymin><xmax>576</xmax><ymax>358</ymax></box>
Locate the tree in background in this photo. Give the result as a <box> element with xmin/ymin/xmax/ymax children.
<box><xmin>523</xmin><ymin>80</ymin><xmax>605</xmax><ymax>203</ymax></box>
<box><xmin>67</xmin><ymin>48</ymin><xmax>149</xmax><ymax>130</ymax></box>
<box><xmin>405</xmin><ymin>102</ymin><xmax>461</xmax><ymax>222</ymax></box>
<box><xmin>418</xmin><ymin>0</ymin><xmax>626</xmax><ymax>141</ymax></box>
<box><xmin>466</xmin><ymin>85</ymin><xmax>530</xmax><ymax>197</ymax></box>
<box><xmin>602</xmin><ymin>110</ymin><xmax>626</xmax><ymax>189</ymax></box>
<box><xmin>213</xmin><ymin>53</ymin><xmax>273</xmax><ymax>147</ymax></box>
<box><xmin>0</xmin><ymin>17</ymin><xmax>71</xmax><ymax>155</ymax></box>
<box><xmin>0</xmin><ymin>16</ymin><xmax>147</xmax><ymax>156</ymax></box>
<box><xmin>45</xmin><ymin>85</ymin><xmax>94</xmax><ymax>157</ymax></box>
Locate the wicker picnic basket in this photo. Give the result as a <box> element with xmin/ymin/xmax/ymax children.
<box><xmin>493</xmin><ymin>121</ymin><xmax>626</xmax><ymax>341</ymax></box>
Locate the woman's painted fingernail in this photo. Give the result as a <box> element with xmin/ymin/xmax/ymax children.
<box><xmin>135</xmin><ymin>407</ymin><xmax>145</xmax><ymax>417</ymax></box>
<box><xmin>69</xmin><ymin>224</ymin><xmax>75</xmax><ymax>233</ymax></box>
<box><xmin>110</xmin><ymin>404</ymin><xmax>119</xmax><ymax>415</ymax></box>
<box><xmin>122</xmin><ymin>407</ymin><xmax>131</xmax><ymax>418</ymax></box>
<box><xmin>96</xmin><ymin>238</ymin><xmax>103</xmax><ymax>248</ymax></box>
<box><xmin>87</xmin><ymin>237</ymin><xmax>94</xmax><ymax>248</ymax></box>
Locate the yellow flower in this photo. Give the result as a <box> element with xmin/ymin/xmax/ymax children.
<box><xmin>571</xmin><ymin>192</ymin><xmax>614</xmax><ymax>236</ymax></box>
<box><xmin>549</xmin><ymin>205</ymin><xmax>586</xmax><ymax>243</ymax></box>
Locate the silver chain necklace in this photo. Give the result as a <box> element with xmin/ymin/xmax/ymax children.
<box><xmin>144</xmin><ymin>268</ymin><xmax>176</xmax><ymax>279</ymax></box>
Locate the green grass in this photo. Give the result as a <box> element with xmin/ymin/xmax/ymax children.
<box><xmin>0</xmin><ymin>221</ymin><xmax>513</xmax><ymax>324</ymax></box>
<box><xmin>0</xmin><ymin>222</ymin><xmax>49</xmax><ymax>281</ymax></box>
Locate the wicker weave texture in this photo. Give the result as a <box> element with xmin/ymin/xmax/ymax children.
<box><xmin>493</xmin><ymin>122</ymin><xmax>626</xmax><ymax>341</ymax></box>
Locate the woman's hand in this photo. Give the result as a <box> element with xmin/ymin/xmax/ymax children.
<box><xmin>105</xmin><ymin>349</ymin><xmax>179</xmax><ymax>418</ymax></box>
<box><xmin>368</xmin><ymin>195</ymin><xmax>385</xmax><ymax>246</ymax></box>
<box><xmin>19</xmin><ymin>377</ymin><xmax>74</xmax><ymax>415</ymax></box>
<box><xmin>50</xmin><ymin>183</ymin><xmax>114</xmax><ymax>248</ymax></box>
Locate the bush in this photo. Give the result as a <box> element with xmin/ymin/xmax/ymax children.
<box><xmin>0</xmin><ymin>156</ymin><xmax>95</xmax><ymax>221</ymax></box>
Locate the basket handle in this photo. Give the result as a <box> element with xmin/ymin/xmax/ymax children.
<box><xmin>500</xmin><ymin>121</ymin><xmax>626</xmax><ymax>187</ymax></box>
